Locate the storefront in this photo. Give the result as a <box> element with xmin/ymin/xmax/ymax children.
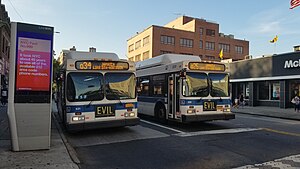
<box><xmin>229</xmin><ymin>51</ymin><xmax>300</xmax><ymax>108</ymax></box>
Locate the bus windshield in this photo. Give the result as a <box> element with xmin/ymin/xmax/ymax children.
<box><xmin>67</xmin><ymin>72</ymin><xmax>104</xmax><ymax>102</ymax></box>
<box><xmin>105</xmin><ymin>73</ymin><xmax>136</xmax><ymax>100</ymax></box>
<box><xmin>183</xmin><ymin>72</ymin><xmax>209</xmax><ymax>97</ymax></box>
<box><xmin>209</xmin><ymin>73</ymin><xmax>229</xmax><ymax>97</ymax></box>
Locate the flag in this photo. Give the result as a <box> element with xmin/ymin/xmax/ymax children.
<box><xmin>219</xmin><ymin>48</ymin><xmax>223</xmax><ymax>59</ymax></box>
<box><xmin>290</xmin><ymin>0</ymin><xmax>300</xmax><ymax>9</ymax></box>
<box><xmin>270</xmin><ymin>35</ymin><xmax>278</xmax><ymax>43</ymax></box>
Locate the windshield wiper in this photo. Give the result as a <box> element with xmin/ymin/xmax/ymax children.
<box><xmin>86</xmin><ymin>90</ymin><xmax>104</xmax><ymax>107</ymax></box>
<box><xmin>86</xmin><ymin>100</ymin><xmax>93</xmax><ymax>107</ymax></box>
<box><xmin>211</xmin><ymin>87</ymin><xmax>226</xmax><ymax>100</ymax></box>
<box><xmin>108</xmin><ymin>90</ymin><xmax>124</xmax><ymax>104</ymax></box>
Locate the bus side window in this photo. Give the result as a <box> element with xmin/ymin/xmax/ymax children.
<box><xmin>138</xmin><ymin>77</ymin><xmax>150</xmax><ymax>96</ymax></box>
<box><xmin>153</xmin><ymin>75</ymin><xmax>165</xmax><ymax>96</ymax></box>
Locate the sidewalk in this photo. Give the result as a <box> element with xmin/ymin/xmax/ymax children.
<box><xmin>231</xmin><ymin>106</ymin><xmax>300</xmax><ymax>121</ymax></box>
<box><xmin>0</xmin><ymin>105</ymin><xmax>79</xmax><ymax>169</ymax></box>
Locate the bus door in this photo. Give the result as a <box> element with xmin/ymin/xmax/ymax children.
<box><xmin>168</xmin><ymin>74</ymin><xmax>180</xmax><ymax>119</ymax></box>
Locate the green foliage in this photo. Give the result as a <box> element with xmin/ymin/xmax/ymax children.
<box><xmin>52</xmin><ymin>58</ymin><xmax>60</xmax><ymax>92</ymax></box>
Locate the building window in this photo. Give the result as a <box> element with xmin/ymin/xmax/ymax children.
<box><xmin>135</xmin><ymin>54</ymin><xmax>141</xmax><ymax>62</ymax></box>
<box><xmin>205</xmin><ymin>41</ymin><xmax>215</xmax><ymax>50</ymax></box>
<box><xmin>258</xmin><ymin>82</ymin><xmax>269</xmax><ymax>100</ymax></box>
<box><xmin>290</xmin><ymin>80</ymin><xmax>300</xmax><ymax>101</ymax></box>
<box><xmin>143</xmin><ymin>36</ymin><xmax>150</xmax><ymax>46</ymax></box>
<box><xmin>180</xmin><ymin>53</ymin><xmax>193</xmax><ymax>55</ymax></box>
<box><xmin>199</xmin><ymin>40</ymin><xmax>203</xmax><ymax>49</ymax></box>
<box><xmin>237</xmin><ymin>83</ymin><xmax>250</xmax><ymax>100</ymax></box>
<box><xmin>258</xmin><ymin>81</ymin><xmax>280</xmax><ymax>100</ymax></box>
<box><xmin>143</xmin><ymin>51</ymin><xmax>150</xmax><ymax>60</ymax></box>
<box><xmin>199</xmin><ymin>27</ymin><xmax>204</xmax><ymax>35</ymax></box>
<box><xmin>206</xmin><ymin>29</ymin><xmax>215</xmax><ymax>37</ymax></box>
<box><xmin>271</xmin><ymin>82</ymin><xmax>280</xmax><ymax>100</ymax></box>
<box><xmin>219</xmin><ymin>43</ymin><xmax>230</xmax><ymax>52</ymax></box>
<box><xmin>206</xmin><ymin>55</ymin><xmax>215</xmax><ymax>60</ymax></box>
<box><xmin>235</xmin><ymin>46</ymin><xmax>243</xmax><ymax>54</ymax></box>
<box><xmin>245</xmin><ymin>83</ymin><xmax>250</xmax><ymax>100</ymax></box>
<box><xmin>128</xmin><ymin>57</ymin><xmax>134</xmax><ymax>61</ymax></box>
<box><xmin>160</xmin><ymin>50</ymin><xmax>172</xmax><ymax>54</ymax></box>
<box><xmin>160</xmin><ymin>35</ymin><xmax>175</xmax><ymax>45</ymax></box>
<box><xmin>128</xmin><ymin>44</ymin><xmax>134</xmax><ymax>53</ymax></box>
<box><xmin>180</xmin><ymin>38</ymin><xmax>193</xmax><ymax>48</ymax></box>
<box><xmin>135</xmin><ymin>40</ymin><xmax>141</xmax><ymax>50</ymax></box>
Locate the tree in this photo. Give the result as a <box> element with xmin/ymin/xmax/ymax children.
<box><xmin>52</xmin><ymin>57</ymin><xmax>60</xmax><ymax>92</ymax></box>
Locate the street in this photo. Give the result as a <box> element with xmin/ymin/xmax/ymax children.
<box><xmin>60</xmin><ymin>113</ymin><xmax>300</xmax><ymax>169</ymax></box>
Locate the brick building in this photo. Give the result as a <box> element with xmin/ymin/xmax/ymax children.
<box><xmin>127</xmin><ymin>16</ymin><xmax>249</xmax><ymax>62</ymax></box>
<box><xmin>0</xmin><ymin>0</ymin><xmax>10</xmax><ymax>90</ymax></box>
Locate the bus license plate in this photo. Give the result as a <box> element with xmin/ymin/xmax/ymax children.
<box><xmin>203</xmin><ymin>101</ymin><xmax>216</xmax><ymax>111</ymax></box>
<box><xmin>95</xmin><ymin>105</ymin><xmax>115</xmax><ymax>117</ymax></box>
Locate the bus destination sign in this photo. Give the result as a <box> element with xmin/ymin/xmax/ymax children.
<box><xmin>75</xmin><ymin>61</ymin><xmax>129</xmax><ymax>70</ymax></box>
<box><xmin>188</xmin><ymin>62</ymin><xmax>226</xmax><ymax>71</ymax></box>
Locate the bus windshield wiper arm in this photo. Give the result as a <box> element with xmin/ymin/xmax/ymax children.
<box><xmin>109</xmin><ymin>90</ymin><xmax>123</xmax><ymax>104</ymax></box>
<box><xmin>87</xmin><ymin>100</ymin><xmax>93</xmax><ymax>107</ymax></box>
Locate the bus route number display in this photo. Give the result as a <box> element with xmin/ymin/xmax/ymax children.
<box><xmin>76</xmin><ymin>61</ymin><xmax>129</xmax><ymax>70</ymax></box>
<box><xmin>188</xmin><ymin>62</ymin><xmax>225</xmax><ymax>71</ymax></box>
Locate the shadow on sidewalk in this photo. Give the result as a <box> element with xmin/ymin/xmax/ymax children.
<box><xmin>0</xmin><ymin>106</ymin><xmax>10</xmax><ymax>150</ymax></box>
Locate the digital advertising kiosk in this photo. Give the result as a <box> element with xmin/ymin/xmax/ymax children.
<box><xmin>8</xmin><ymin>22</ymin><xmax>53</xmax><ymax>151</ymax></box>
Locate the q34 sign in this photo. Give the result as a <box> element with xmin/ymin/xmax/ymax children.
<box><xmin>15</xmin><ymin>23</ymin><xmax>53</xmax><ymax>92</ymax></box>
<box><xmin>188</xmin><ymin>62</ymin><xmax>226</xmax><ymax>71</ymax></box>
<box><xmin>75</xmin><ymin>61</ymin><xmax>129</xmax><ymax>70</ymax></box>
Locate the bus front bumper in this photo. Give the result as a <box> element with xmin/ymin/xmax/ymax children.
<box><xmin>66</xmin><ymin>117</ymin><xmax>140</xmax><ymax>132</ymax></box>
<box><xmin>181</xmin><ymin>113</ymin><xmax>235</xmax><ymax>123</ymax></box>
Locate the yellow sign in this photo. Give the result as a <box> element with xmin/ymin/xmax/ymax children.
<box><xmin>125</xmin><ymin>103</ymin><xmax>134</xmax><ymax>108</ymax></box>
<box><xmin>189</xmin><ymin>62</ymin><xmax>225</xmax><ymax>71</ymax></box>
<box><xmin>95</xmin><ymin>106</ymin><xmax>115</xmax><ymax>117</ymax></box>
<box><xmin>203</xmin><ymin>101</ymin><xmax>216</xmax><ymax>111</ymax></box>
<box><xmin>76</xmin><ymin>61</ymin><xmax>129</xmax><ymax>70</ymax></box>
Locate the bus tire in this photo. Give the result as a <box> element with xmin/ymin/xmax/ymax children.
<box><xmin>155</xmin><ymin>104</ymin><xmax>166</xmax><ymax>124</ymax></box>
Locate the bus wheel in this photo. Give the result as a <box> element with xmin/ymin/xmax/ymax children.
<box><xmin>156</xmin><ymin>105</ymin><xmax>166</xmax><ymax>124</ymax></box>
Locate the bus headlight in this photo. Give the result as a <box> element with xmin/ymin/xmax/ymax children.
<box><xmin>187</xmin><ymin>109</ymin><xmax>195</xmax><ymax>114</ymax></box>
<box><xmin>72</xmin><ymin>116</ymin><xmax>85</xmax><ymax>121</ymax></box>
<box><xmin>125</xmin><ymin>112</ymin><xmax>135</xmax><ymax>117</ymax></box>
<box><xmin>223</xmin><ymin>105</ymin><xmax>231</xmax><ymax>112</ymax></box>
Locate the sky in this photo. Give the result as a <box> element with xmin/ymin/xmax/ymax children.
<box><xmin>2</xmin><ymin>0</ymin><xmax>300</xmax><ymax>59</ymax></box>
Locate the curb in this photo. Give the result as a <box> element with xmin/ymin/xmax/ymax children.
<box><xmin>233</xmin><ymin>111</ymin><xmax>300</xmax><ymax>121</ymax></box>
<box><xmin>52</xmin><ymin>112</ymin><xmax>81</xmax><ymax>165</ymax></box>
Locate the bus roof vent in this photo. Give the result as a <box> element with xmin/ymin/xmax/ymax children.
<box><xmin>61</xmin><ymin>50</ymin><xmax>119</xmax><ymax>60</ymax></box>
<box><xmin>136</xmin><ymin>54</ymin><xmax>201</xmax><ymax>70</ymax></box>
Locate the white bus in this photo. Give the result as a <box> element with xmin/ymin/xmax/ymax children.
<box><xmin>136</xmin><ymin>54</ymin><xmax>234</xmax><ymax>123</ymax></box>
<box><xmin>56</xmin><ymin>50</ymin><xmax>139</xmax><ymax>131</ymax></box>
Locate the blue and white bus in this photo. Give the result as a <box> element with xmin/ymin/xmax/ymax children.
<box><xmin>56</xmin><ymin>50</ymin><xmax>139</xmax><ymax>131</ymax></box>
<box><xmin>136</xmin><ymin>54</ymin><xmax>234</xmax><ymax>123</ymax></box>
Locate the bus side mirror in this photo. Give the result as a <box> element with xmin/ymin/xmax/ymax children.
<box><xmin>137</xmin><ymin>86</ymin><xmax>141</xmax><ymax>93</ymax></box>
<box><xmin>179</xmin><ymin>69</ymin><xmax>186</xmax><ymax>78</ymax></box>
